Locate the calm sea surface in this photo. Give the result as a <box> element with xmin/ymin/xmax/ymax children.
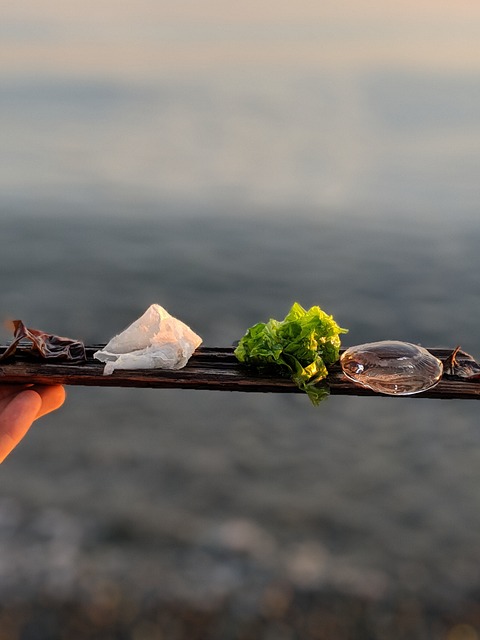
<box><xmin>1</xmin><ymin>25</ymin><xmax>480</xmax><ymax>631</ymax></box>
<box><xmin>1</xmin><ymin>211</ymin><xmax>480</xmax><ymax>611</ymax></box>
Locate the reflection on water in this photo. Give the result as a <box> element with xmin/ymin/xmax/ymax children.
<box><xmin>1</xmin><ymin>69</ymin><xmax>480</xmax><ymax>219</ymax></box>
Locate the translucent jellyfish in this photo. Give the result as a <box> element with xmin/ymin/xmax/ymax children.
<box><xmin>340</xmin><ymin>340</ymin><xmax>443</xmax><ymax>396</ymax></box>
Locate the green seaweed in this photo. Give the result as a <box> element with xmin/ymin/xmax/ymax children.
<box><xmin>234</xmin><ymin>302</ymin><xmax>348</xmax><ymax>405</ymax></box>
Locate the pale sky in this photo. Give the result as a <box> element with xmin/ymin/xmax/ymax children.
<box><xmin>2</xmin><ymin>0</ymin><xmax>480</xmax><ymax>77</ymax></box>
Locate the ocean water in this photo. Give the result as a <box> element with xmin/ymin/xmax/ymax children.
<box><xmin>1</xmin><ymin>16</ymin><xmax>480</xmax><ymax>633</ymax></box>
<box><xmin>2</xmin><ymin>67</ymin><xmax>480</xmax><ymax>219</ymax></box>
<box><xmin>1</xmin><ymin>211</ymin><xmax>480</xmax><ymax>614</ymax></box>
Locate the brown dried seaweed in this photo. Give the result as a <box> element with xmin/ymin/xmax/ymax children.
<box><xmin>443</xmin><ymin>346</ymin><xmax>480</xmax><ymax>380</ymax></box>
<box><xmin>0</xmin><ymin>320</ymin><xmax>86</xmax><ymax>362</ymax></box>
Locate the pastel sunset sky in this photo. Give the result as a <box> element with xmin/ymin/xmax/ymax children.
<box><xmin>3</xmin><ymin>0</ymin><xmax>480</xmax><ymax>77</ymax></box>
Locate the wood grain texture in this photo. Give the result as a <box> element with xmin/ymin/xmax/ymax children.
<box><xmin>1</xmin><ymin>346</ymin><xmax>479</xmax><ymax>399</ymax></box>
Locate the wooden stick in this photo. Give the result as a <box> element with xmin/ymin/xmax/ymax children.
<box><xmin>0</xmin><ymin>346</ymin><xmax>479</xmax><ymax>399</ymax></box>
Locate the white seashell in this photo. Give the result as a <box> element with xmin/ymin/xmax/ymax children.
<box><xmin>340</xmin><ymin>340</ymin><xmax>443</xmax><ymax>395</ymax></box>
<box><xmin>94</xmin><ymin>304</ymin><xmax>202</xmax><ymax>375</ymax></box>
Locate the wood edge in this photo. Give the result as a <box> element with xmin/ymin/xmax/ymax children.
<box><xmin>1</xmin><ymin>345</ymin><xmax>479</xmax><ymax>399</ymax></box>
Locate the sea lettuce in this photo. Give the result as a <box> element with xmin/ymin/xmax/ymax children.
<box><xmin>234</xmin><ymin>302</ymin><xmax>348</xmax><ymax>405</ymax></box>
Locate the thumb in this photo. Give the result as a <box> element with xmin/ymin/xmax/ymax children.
<box><xmin>0</xmin><ymin>389</ymin><xmax>42</xmax><ymax>463</ymax></box>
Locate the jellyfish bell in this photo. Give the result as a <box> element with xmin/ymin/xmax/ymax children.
<box><xmin>340</xmin><ymin>340</ymin><xmax>443</xmax><ymax>396</ymax></box>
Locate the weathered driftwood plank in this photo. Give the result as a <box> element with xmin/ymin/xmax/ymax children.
<box><xmin>0</xmin><ymin>346</ymin><xmax>479</xmax><ymax>399</ymax></box>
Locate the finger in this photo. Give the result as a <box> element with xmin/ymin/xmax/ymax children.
<box><xmin>0</xmin><ymin>384</ymin><xmax>33</xmax><ymax>406</ymax></box>
<box><xmin>30</xmin><ymin>385</ymin><xmax>66</xmax><ymax>419</ymax></box>
<box><xmin>0</xmin><ymin>389</ymin><xmax>42</xmax><ymax>463</ymax></box>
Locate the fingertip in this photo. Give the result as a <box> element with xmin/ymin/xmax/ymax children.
<box><xmin>33</xmin><ymin>385</ymin><xmax>66</xmax><ymax>418</ymax></box>
<box><xmin>16</xmin><ymin>389</ymin><xmax>44</xmax><ymax>416</ymax></box>
<box><xmin>0</xmin><ymin>390</ymin><xmax>42</xmax><ymax>463</ymax></box>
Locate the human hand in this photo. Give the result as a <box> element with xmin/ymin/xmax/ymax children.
<box><xmin>0</xmin><ymin>385</ymin><xmax>66</xmax><ymax>463</ymax></box>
